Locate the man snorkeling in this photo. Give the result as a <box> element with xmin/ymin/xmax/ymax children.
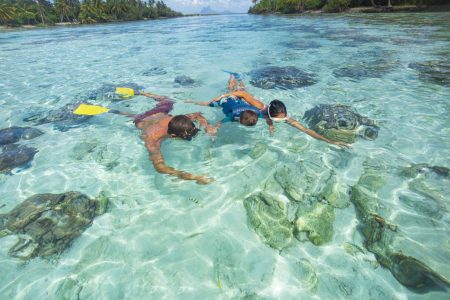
<box><xmin>86</xmin><ymin>91</ymin><xmax>219</xmax><ymax>184</ymax></box>
<box><xmin>188</xmin><ymin>73</ymin><xmax>350</xmax><ymax>148</ymax></box>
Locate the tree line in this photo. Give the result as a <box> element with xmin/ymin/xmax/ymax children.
<box><xmin>0</xmin><ymin>0</ymin><xmax>181</xmax><ymax>26</ymax></box>
<box><xmin>249</xmin><ymin>0</ymin><xmax>448</xmax><ymax>14</ymax></box>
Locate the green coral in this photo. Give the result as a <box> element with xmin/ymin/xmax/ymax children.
<box><xmin>0</xmin><ymin>191</ymin><xmax>108</xmax><ymax>260</ymax></box>
<box><xmin>350</xmin><ymin>161</ymin><xmax>450</xmax><ymax>289</ymax></box>
<box><xmin>243</xmin><ymin>193</ymin><xmax>293</xmax><ymax>250</ymax></box>
<box><xmin>320</xmin><ymin>175</ymin><xmax>350</xmax><ymax>209</ymax></box>
<box><xmin>274</xmin><ymin>166</ymin><xmax>305</xmax><ymax>202</ymax></box>
<box><xmin>314</xmin><ymin>122</ymin><xmax>356</xmax><ymax>144</ymax></box>
<box><xmin>249</xmin><ymin>142</ymin><xmax>267</xmax><ymax>159</ymax></box>
<box><xmin>294</xmin><ymin>203</ymin><xmax>335</xmax><ymax>245</ymax></box>
<box><xmin>291</xmin><ymin>259</ymin><xmax>318</xmax><ymax>292</ymax></box>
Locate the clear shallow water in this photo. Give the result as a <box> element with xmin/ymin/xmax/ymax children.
<box><xmin>0</xmin><ymin>13</ymin><xmax>449</xmax><ymax>299</ymax></box>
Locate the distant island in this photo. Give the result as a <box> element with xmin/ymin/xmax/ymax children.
<box><xmin>199</xmin><ymin>6</ymin><xmax>239</xmax><ymax>15</ymax></box>
<box><xmin>0</xmin><ymin>0</ymin><xmax>181</xmax><ymax>28</ymax></box>
<box><xmin>248</xmin><ymin>0</ymin><xmax>450</xmax><ymax>14</ymax></box>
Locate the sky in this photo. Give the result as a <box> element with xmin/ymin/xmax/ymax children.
<box><xmin>164</xmin><ymin>0</ymin><xmax>253</xmax><ymax>14</ymax></box>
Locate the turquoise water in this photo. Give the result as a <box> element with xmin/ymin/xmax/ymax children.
<box><xmin>1</xmin><ymin>13</ymin><xmax>449</xmax><ymax>299</ymax></box>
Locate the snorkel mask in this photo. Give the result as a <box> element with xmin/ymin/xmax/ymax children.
<box><xmin>267</xmin><ymin>106</ymin><xmax>288</xmax><ymax>122</ymax></box>
<box><xmin>180</xmin><ymin>127</ymin><xmax>199</xmax><ymax>141</ymax></box>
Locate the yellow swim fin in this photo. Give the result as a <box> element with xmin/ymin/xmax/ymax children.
<box><xmin>115</xmin><ymin>87</ymin><xmax>135</xmax><ymax>98</ymax></box>
<box><xmin>73</xmin><ymin>104</ymin><xmax>110</xmax><ymax>115</ymax></box>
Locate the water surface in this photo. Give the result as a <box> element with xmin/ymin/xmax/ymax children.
<box><xmin>1</xmin><ymin>13</ymin><xmax>449</xmax><ymax>299</ymax></box>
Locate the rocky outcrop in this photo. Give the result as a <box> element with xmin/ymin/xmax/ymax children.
<box><xmin>0</xmin><ymin>191</ymin><xmax>108</xmax><ymax>260</ymax></box>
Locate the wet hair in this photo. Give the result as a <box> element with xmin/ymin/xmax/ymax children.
<box><xmin>240</xmin><ymin>110</ymin><xmax>258</xmax><ymax>126</ymax></box>
<box><xmin>167</xmin><ymin>115</ymin><xmax>199</xmax><ymax>140</ymax></box>
<box><xmin>268</xmin><ymin>100</ymin><xmax>287</xmax><ymax>118</ymax></box>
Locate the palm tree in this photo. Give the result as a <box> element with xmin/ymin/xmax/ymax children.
<box><xmin>0</xmin><ymin>4</ymin><xmax>15</xmax><ymax>25</ymax></box>
<box><xmin>106</xmin><ymin>0</ymin><xmax>127</xmax><ymax>20</ymax></box>
<box><xmin>55</xmin><ymin>0</ymin><xmax>71</xmax><ymax>22</ymax></box>
<box><xmin>33</xmin><ymin>0</ymin><xmax>46</xmax><ymax>25</ymax></box>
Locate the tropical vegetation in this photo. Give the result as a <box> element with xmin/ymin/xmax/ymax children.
<box><xmin>249</xmin><ymin>0</ymin><xmax>449</xmax><ymax>14</ymax></box>
<box><xmin>0</xmin><ymin>0</ymin><xmax>181</xmax><ymax>26</ymax></box>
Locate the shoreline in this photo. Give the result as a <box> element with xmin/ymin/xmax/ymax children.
<box><xmin>0</xmin><ymin>16</ymin><xmax>179</xmax><ymax>31</ymax></box>
<box><xmin>251</xmin><ymin>4</ymin><xmax>450</xmax><ymax>15</ymax></box>
<box><xmin>2</xmin><ymin>6</ymin><xmax>449</xmax><ymax>31</ymax></box>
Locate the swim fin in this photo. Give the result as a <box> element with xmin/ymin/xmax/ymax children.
<box><xmin>222</xmin><ymin>70</ymin><xmax>241</xmax><ymax>79</ymax></box>
<box><xmin>115</xmin><ymin>87</ymin><xmax>136</xmax><ymax>98</ymax></box>
<box><xmin>73</xmin><ymin>104</ymin><xmax>110</xmax><ymax>115</ymax></box>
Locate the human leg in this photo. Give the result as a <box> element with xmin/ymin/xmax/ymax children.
<box><xmin>133</xmin><ymin>94</ymin><xmax>174</xmax><ymax>126</ymax></box>
<box><xmin>236</xmin><ymin>77</ymin><xmax>246</xmax><ymax>91</ymax></box>
<box><xmin>227</xmin><ymin>75</ymin><xmax>238</xmax><ymax>92</ymax></box>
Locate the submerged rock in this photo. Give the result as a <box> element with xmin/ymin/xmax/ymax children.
<box><xmin>142</xmin><ymin>67</ymin><xmax>167</xmax><ymax>76</ymax></box>
<box><xmin>245</xmin><ymin>164</ymin><xmax>343</xmax><ymax>247</ymax></box>
<box><xmin>333</xmin><ymin>58</ymin><xmax>395</xmax><ymax>80</ymax></box>
<box><xmin>174</xmin><ymin>75</ymin><xmax>196</xmax><ymax>86</ymax></box>
<box><xmin>294</xmin><ymin>202</ymin><xmax>335</xmax><ymax>246</ymax></box>
<box><xmin>243</xmin><ymin>192</ymin><xmax>293</xmax><ymax>250</ymax></box>
<box><xmin>249</xmin><ymin>66</ymin><xmax>317</xmax><ymax>90</ymax></box>
<box><xmin>399</xmin><ymin>163</ymin><xmax>449</xmax><ymax>179</ymax></box>
<box><xmin>83</xmin><ymin>82</ymin><xmax>145</xmax><ymax>101</ymax></box>
<box><xmin>70</xmin><ymin>140</ymin><xmax>121</xmax><ymax>170</ymax></box>
<box><xmin>273</xmin><ymin>164</ymin><xmax>332</xmax><ymax>203</ymax></box>
<box><xmin>249</xmin><ymin>142</ymin><xmax>267</xmax><ymax>159</ymax></box>
<box><xmin>0</xmin><ymin>191</ymin><xmax>108</xmax><ymax>260</ymax></box>
<box><xmin>304</xmin><ymin>104</ymin><xmax>379</xmax><ymax>144</ymax></box>
<box><xmin>291</xmin><ymin>259</ymin><xmax>318</xmax><ymax>292</ymax></box>
<box><xmin>0</xmin><ymin>127</ymin><xmax>43</xmax><ymax>146</ymax></box>
<box><xmin>0</xmin><ymin>144</ymin><xmax>38</xmax><ymax>173</ymax></box>
<box><xmin>409</xmin><ymin>60</ymin><xmax>450</xmax><ymax>86</ymax></box>
<box><xmin>280</xmin><ymin>40</ymin><xmax>321</xmax><ymax>50</ymax></box>
<box><xmin>23</xmin><ymin>103</ymin><xmax>92</xmax><ymax>131</ymax></box>
<box><xmin>351</xmin><ymin>161</ymin><xmax>450</xmax><ymax>289</ymax></box>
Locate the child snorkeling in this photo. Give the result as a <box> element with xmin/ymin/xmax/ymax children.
<box><xmin>188</xmin><ymin>72</ymin><xmax>350</xmax><ymax>148</ymax></box>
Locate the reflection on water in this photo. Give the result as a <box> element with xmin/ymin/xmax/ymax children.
<box><xmin>0</xmin><ymin>13</ymin><xmax>449</xmax><ymax>299</ymax></box>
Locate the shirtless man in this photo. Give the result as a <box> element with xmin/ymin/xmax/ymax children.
<box><xmin>118</xmin><ymin>92</ymin><xmax>219</xmax><ymax>184</ymax></box>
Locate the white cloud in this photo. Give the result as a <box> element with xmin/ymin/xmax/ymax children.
<box><xmin>164</xmin><ymin>0</ymin><xmax>253</xmax><ymax>14</ymax></box>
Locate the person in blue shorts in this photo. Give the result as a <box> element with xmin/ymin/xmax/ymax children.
<box><xmin>188</xmin><ymin>72</ymin><xmax>350</xmax><ymax>148</ymax></box>
<box><xmin>186</xmin><ymin>72</ymin><xmax>262</xmax><ymax>126</ymax></box>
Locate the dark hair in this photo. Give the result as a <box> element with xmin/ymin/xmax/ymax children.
<box><xmin>269</xmin><ymin>100</ymin><xmax>287</xmax><ymax>118</ymax></box>
<box><xmin>240</xmin><ymin>110</ymin><xmax>258</xmax><ymax>126</ymax></box>
<box><xmin>168</xmin><ymin>115</ymin><xmax>199</xmax><ymax>140</ymax></box>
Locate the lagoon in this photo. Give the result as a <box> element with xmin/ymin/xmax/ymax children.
<box><xmin>1</xmin><ymin>13</ymin><xmax>449</xmax><ymax>299</ymax></box>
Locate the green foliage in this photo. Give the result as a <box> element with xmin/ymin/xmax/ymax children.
<box><xmin>304</xmin><ymin>0</ymin><xmax>322</xmax><ymax>10</ymax></box>
<box><xmin>323</xmin><ymin>0</ymin><xmax>350</xmax><ymax>12</ymax></box>
<box><xmin>249</xmin><ymin>0</ymin><xmax>448</xmax><ymax>14</ymax></box>
<box><xmin>0</xmin><ymin>0</ymin><xmax>180</xmax><ymax>26</ymax></box>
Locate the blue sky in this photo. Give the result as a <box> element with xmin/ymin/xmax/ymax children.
<box><xmin>164</xmin><ymin>0</ymin><xmax>253</xmax><ymax>14</ymax></box>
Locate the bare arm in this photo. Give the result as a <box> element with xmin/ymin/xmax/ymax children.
<box><xmin>139</xmin><ymin>92</ymin><xmax>169</xmax><ymax>102</ymax></box>
<box><xmin>146</xmin><ymin>139</ymin><xmax>213</xmax><ymax>184</ymax></box>
<box><xmin>230</xmin><ymin>91</ymin><xmax>266</xmax><ymax>110</ymax></box>
<box><xmin>286</xmin><ymin>117</ymin><xmax>351</xmax><ymax>148</ymax></box>
<box><xmin>265</xmin><ymin>117</ymin><xmax>275</xmax><ymax>133</ymax></box>
<box><xmin>185</xmin><ymin>93</ymin><xmax>227</xmax><ymax>106</ymax></box>
<box><xmin>186</xmin><ymin>112</ymin><xmax>221</xmax><ymax>136</ymax></box>
<box><xmin>184</xmin><ymin>100</ymin><xmax>211</xmax><ymax>106</ymax></box>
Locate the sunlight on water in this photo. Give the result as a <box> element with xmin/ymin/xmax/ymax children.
<box><xmin>1</xmin><ymin>13</ymin><xmax>449</xmax><ymax>299</ymax></box>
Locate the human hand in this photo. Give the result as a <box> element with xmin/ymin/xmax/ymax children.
<box><xmin>196</xmin><ymin>176</ymin><xmax>214</xmax><ymax>185</ymax></box>
<box><xmin>206</xmin><ymin>122</ymin><xmax>221</xmax><ymax>136</ymax></box>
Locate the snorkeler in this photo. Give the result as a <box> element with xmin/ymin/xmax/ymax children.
<box><xmin>187</xmin><ymin>73</ymin><xmax>350</xmax><ymax>148</ymax></box>
<box><xmin>186</xmin><ymin>72</ymin><xmax>261</xmax><ymax>127</ymax></box>
<box><xmin>75</xmin><ymin>92</ymin><xmax>219</xmax><ymax>184</ymax></box>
